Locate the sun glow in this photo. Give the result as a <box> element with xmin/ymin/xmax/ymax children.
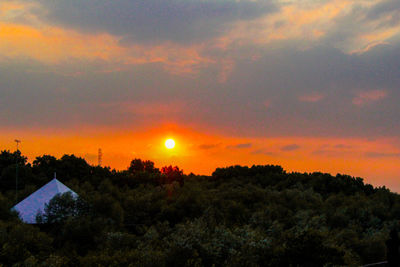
<box><xmin>165</xmin><ymin>138</ymin><xmax>175</xmax><ymax>149</ymax></box>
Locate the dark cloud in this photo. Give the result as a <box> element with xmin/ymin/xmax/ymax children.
<box><xmin>34</xmin><ymin>0</ymin><xmax>277</xmax><ymax>44</ymax></box>
<box><xmin>198</xmin><ymin>143</ymin><xmax>220</xmax><ymax>150</ymax></box>
<box><xmin>251</xmin><ymin>149</ymin><xmax>275</xmax><ymax>156</ymax></box>
<box><xmin>2</xmin><ymin>1</ymin><xmax>400</xmax><ymax>139</ymax></box>
<box><xmin>227</xmin><ymin>143</ymin><xmax>252</xmax><ymax>149</ymax></box>
<box><xmin>0</xmin><ymin>59</ymin><xmax>187</xmax><ymax>128</ymax></box>
<box><xmin>312</xmin><ymin>149</ymin><xmax>332</xmax><ymax>156</ymax></box>
<box><xmin>367</xmin><ymin>0</ymin><xmax>400</xmax><ymax>26</ymax></box>
<box><xmin>317</xmin><ymin>1</ymin><xmax>400</xmax><ymax>53</ymax></box>
<box><xmin>312</xmin><ymin>143</ymin><xmax>353</xmax><ymax>156</ymax></box>
<box><xmin>2</xmin><ymin>40</ymin><xmax>400</xmax><ymax>137</ymax></box>
<box><xmin>203</xmin><ymin>42</ymin><xmax>400</xmax><ymax>137</ymax></box>
<box><xmin>281</xmin><ymin>144</ymin><xmax>300</xmax><ymax>151</ymax></box>
<box><xmin>335</xmin><ymin>144</ymin><xmax>352</xmax><ymax>149</ymax></box>
<box><xmin>365</xmin><ymin>152</ymin><xmax>400</xmax><ymax>158</ymax></box>
<box><xmin>312</xmin><ymin>149</ymin><xmax>351</xmax><ymax>157</ymax></box>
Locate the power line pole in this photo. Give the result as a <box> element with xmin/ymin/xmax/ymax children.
<box><xmin>15</xmin><ymin>139</ymin><xmax>21</xmax><ymax>204</ymax></box>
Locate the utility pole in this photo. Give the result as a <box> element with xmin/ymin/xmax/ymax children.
<box><xmin>15</xmin><ymin>139</ymin><xmax>21</xmax><ymax>203</ymax></box>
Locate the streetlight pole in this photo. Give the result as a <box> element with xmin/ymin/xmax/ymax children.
<box><xmin>15</xmin><ymin>139</ymin><xmax>21</xmax><ymax>203</ymax></box>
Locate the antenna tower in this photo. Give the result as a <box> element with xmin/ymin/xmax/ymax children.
<box><xmin>98</xmin><ymin>148</ymin><xmax>102</xmax><ymax>167</ymax></box>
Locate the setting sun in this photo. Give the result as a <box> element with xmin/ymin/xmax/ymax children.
<box><xmin>165</xmin><ymin>138</ymin><xmax>175</xmax><ymax>149</ymax></box>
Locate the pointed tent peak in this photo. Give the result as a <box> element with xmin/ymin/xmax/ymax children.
<box><xmin>38</xmin><ymin>178</ymin><xmax>77</xmax><ymax>193</ymax></box>
<box><xmin>12</xmin><ymin>177</ymin><xmax>78</xmax><ymax>224</ymax></box>
<box><xmin>53</xmin><ymin>178</ymin><xmax>77</xmax><ymax>196</ymax></box>
<box><xmin>37</xmin><ymin>178</ymin><xmax>78</xmax><ymax>197</ymax></box>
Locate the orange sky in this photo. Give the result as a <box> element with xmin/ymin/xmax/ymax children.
<box><xmin>1</xmin><ymin>124</ymin><xmax>399</xmax><ymax>191</ymax></box>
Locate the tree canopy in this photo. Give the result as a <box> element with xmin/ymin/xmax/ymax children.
<box><xmin>0</xmin><ymin>149</ymin><xmax>399</xmax><ymax>266</ymax></box>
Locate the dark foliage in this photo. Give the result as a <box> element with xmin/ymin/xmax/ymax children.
<box><xmin>0</xmin><ymin>149</ymin><xmax>399</xmax><ymax>266</ymax></box>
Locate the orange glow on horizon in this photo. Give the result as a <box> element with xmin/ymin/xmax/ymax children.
<box><xmin>0</xmin><ymin>124</ymin><xmax>400</xmax><ymax>191</ymax></box>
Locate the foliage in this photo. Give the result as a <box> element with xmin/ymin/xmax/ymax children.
<box><xmin>161</xmin><ymin>165</ymin><xmax>184</xmax><ymax>185</ymax></box>
<box><xmin>36</xmin><ymin>192</ymin><xmax>87</xmax><ymax>224</ymax></box>
<box><xmin>129</xmin><ymin>158</ymin><xmax>160</xmax><ymax>174</ymax></box>
<box><xmin>0</xmin><ymin>149</ymin><xmax>399</xmax><ymax>266</ymax></box>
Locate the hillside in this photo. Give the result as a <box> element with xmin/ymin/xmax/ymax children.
<box><xmin>0</xmin><ymin>150</ymin><xmax>399</xmax><ymax>266</ymax></box>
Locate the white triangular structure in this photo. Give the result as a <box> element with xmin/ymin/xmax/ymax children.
<box><xmin>12</xmin><ymin>178</ymin><xmax>78</xmax><ymax>224</ymax></box>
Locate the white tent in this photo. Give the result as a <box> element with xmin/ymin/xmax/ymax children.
<box><xmin>12</xmin><ymin>178</ymin><xmax>77</xmax><ymax>224</ymax></box>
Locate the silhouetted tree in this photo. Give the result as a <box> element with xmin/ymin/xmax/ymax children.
<box><xmin>161</xmin><ymin>165</ymin><xmax>184</xmax><ymax>185</ymax></box>
<box><xmin>128</xmin><ymin>159</ymin><xmax>159</xmax><ymax>174</ymax></box>
<box><xmin>57</xmin><ymin>155</ymin><xmax>91</xmax><ymax>182</ymax></box>
<box><xmin>1</xmin><ymin>150</ymin><xmax>400</xmax><ymax>266</ymax></box>
<box><xmin>0</xmin><ymin>150</ymin><xmax>27</xmax><ymax>172</ymax></box>
<box><xmin>36</xmin><ymin>192</ymin><xmax>87</xmax><ymax>224</ymax></box>
<box><xmin>32</xmin><ymin>155</ymin><xmax>58</xmax><ymax>178</ymax></box>
<box><xmin>0</xmin><ymin>150</ymin><xmax>31</xmax><ymax>193</ymax></box>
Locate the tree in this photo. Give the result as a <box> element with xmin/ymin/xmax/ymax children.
<box><xmin>57</xmin><ymin>155</ymin><xmax>91</xmax><ymax>182</ymax></box>
<box><xmin>0</xmin><ymin>150</ymin><xmax>27</xmax><ymax>173</ymax></box>
<box><xmin>0</xmin><ymin>222</ymin><xmax>53</xmax><ymax>265</ymax></box>
<box><xmin>0</xmin><ymin>150</ymin><xmax>31</xmax><ymax>193</ymax></box>
<box><xmin>128</xmin><ymin>159</ymin><xmax>159</xmax><ymax>174</ymax></box>
<box><xmin>36</xmin><ymin>192</ymin><xmax>87</xmax><ymax>224</ymax></box>
<box><xmin>32</xmin><ymin>155</ymin><xmax>58</xmax><ymax>178</ymax></box>
<box><xmin>161</xmin><ymin>165</ymin><xmax>184</xmax><ymax>185</ymax></box>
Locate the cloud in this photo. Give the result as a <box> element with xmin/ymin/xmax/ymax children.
<box><xmin>263</xmin><ymin>100</ymin><xmax>272</xmax><ymax>109</ymax></box>
<box><xmin>0</xmin><ymin>20</ymin><xmax>213</xmax><ymax>74</ymax></box>
<box><xmin>198</xmin><ymin>143</ymin><xmax>220</xmax><ymax>150</ymax></box>
<box><xmin>312</xmin><ymin>149</ymin><xmax>352</xmax><ymax>157</ymax></box>
<box><xmin>367</xmin><ymin>0</ymin><xmax>400</xmax><ymax>26</ymax></box>
<box><xmin>251</xmin><ymin>149</ymin><xmax>275</xmax><ymax>156</ymax></box>
<box><xmin>227</xmin><ymin>143</ymin><xmax>252</xmax><ymax>149</ymax></box>
<box><xmin>224</xmin><ymin>0</ymin><xmax>400</xmax><ymax>55</ymax></box>
<box><xmin>281</xmin><ymin>144</ymin><xmax>300</xmax><ymax>151</ymax></box>
<box><xmin>101</xmin><ymin>101</ymin><xmax>185</xmax><ymax>116</ymax></box>
<box><xmin>322</xmin><ymin>0</ymin><xmax>400</xmax><ymax>54</ymax></box>
<box><xmin>1</xmin><ymin>0</ymin><xmax>400</xmax><ymax>139</ymax></box>
<box><xmin>312</xmin><ymin>149</ymin><xmax>335</xmax><ymax>156</ymax></box>
<box><xmin>2</xmin><ymin>40</ymin><xmax>400</xmax><ymax>137</ymax></box>
<box><xmin>32</xmin><ymin>0</ymin><xmax>277</xmax><ymax>45</ymax></box>
<box><xmin>352</xmin><ymin>90</ymin><xmax>387</xmax><ymax>106</ymax></box>
<box><xmin>335</xmin><ymin>144</ymin><xmax>352</xmax><ymax>149</ymax></box>
<box><xmin>311</xmin><ymin>143</ymin><xmax>355</xmax><ymax>156</ymax></box>
<box><xmin>365</xmin><ymin>151</ymin><xmax>400</xmax><ymax>158</ymax></box>
<box><xmin>298</xmin><ymin>93</ymin><xmax>324</xmax><ymax>103</ymax></box>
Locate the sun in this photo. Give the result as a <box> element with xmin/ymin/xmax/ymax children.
<box><xmin>165</xmin><ymin>138</ymin><xmax>175</xmax><ymax>149</ymax></box>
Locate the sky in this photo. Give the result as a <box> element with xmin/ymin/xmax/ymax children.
<box><xmin>1</xmin><ymin>0</ymin><xmax>400</xmax><ymax>190</ymax></box>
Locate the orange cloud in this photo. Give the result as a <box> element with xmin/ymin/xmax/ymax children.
<box><xmin>214</xmin><ymin>0</ymin><xmax>400</xmax><ymax>56</ymax></box>
<box><xmin>0</xmin><ymin>1</ymin><xmax>36</xmax><ymax>19</ymax></box>
<box><xmin>349</xmin><ymin>22</ymin><xmax>400</xmax><ymax>54</ymax></box>
<box><xmin>352</xmin><ymin>90</ymin><xmax>387</xmax><ymax>106</ymax></box>
<box><xmin>299</xmin><ymin>93</ymin><xmax>324</xmax><ymax>103</ymax></box>
<box><xmin>0</xmin><ymin>1</ymin><xmax>212</xmax><ymax>75</ymax></box>
<box><xmin>217</xmin><ymin>0</ymin><xmax>355</xmax><ymax>47</ymax></box>
<box><xmin>0</xmin><ymin>21</ymin><xmax>212</xmax><ymax>74</ymax></box>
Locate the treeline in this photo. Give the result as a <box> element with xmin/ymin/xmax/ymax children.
<box><xmin>0</xmin><ymin>150</ymin><xmax>399</xmax><ymax>266</ymax></box>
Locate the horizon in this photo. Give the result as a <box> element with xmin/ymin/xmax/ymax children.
<box><xmin>2</xmin><ymin>123</ymin><xmax>399</xmax><ymax>192</ymax></box>
<box><xmin>1</xmin><ymin>0</ymin><xmax>400</xmax><ymax>192</ymax></box>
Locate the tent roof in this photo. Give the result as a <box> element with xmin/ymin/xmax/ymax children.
<box><xmin>12</xmin><ymin>178</ymin><xmax>77</xmax><ymax>224</ymax></box>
